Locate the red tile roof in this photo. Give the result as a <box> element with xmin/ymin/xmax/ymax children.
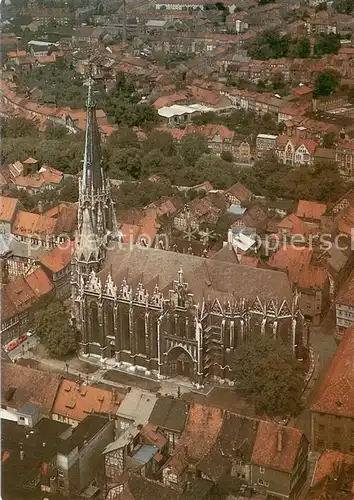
<box><xmin>268</xmin><ymin>246</ymin><xmax>327</xmax><ymax>289</ymax></box>
<box><xmin>12</xmin><ymin>210</ymin><xmax>56</xmax><ymax>239</ymax></box>
<box><xmin>312</xmin><ymin>450</ymin><xmax>354</xmax><ymax>486</ymax></box>
<box><xmin>40</xmin><ymin>241</ymin><xmax>74</xmax><ymax>273</ymax></box>
<box><xmin>153</xmin><ymin>93</ymin><xmax>187</xmax><ymax>109</ymax></box>
<box><xmin>1</xmin><ymin>267</ymin><xmax>54</xmax><ymax>323</ymax></box>
<box><xmin>2</xmin><ymin>362</ymin><xmax>61</xmax><ymax>417</ymax></box>
<box><xmin>296</xmin><ymin>200</ymin><xmax>327</xmax><ymax>220</ymax></box>
<box><xmin>224</xmin><ymin>182</ymin><xmax>253</xmax><ymax>203</ymax></box>
<box><xmin>178</xmin><ymin>403</ymin><xmax>223</xmax><ymax>463</ymax></box>
<box><xmin>0</xmin><ymin>195</ymin><xmax>18</xmax><ymax>222</ymax></box>
<box><xmin>251</xmin><ymin>421</ymin><xmax>304</xmax><ymax>473</ymax></box>
<box><xmin>25</xmin><ymin>267</ymin><xmax>54</xmax><ymax>298</ymax></box>
<box><xmin>278</xmin><ymin>213</ymin><xmax>307</xmax><ymax>236</ymax></box>
<box><xmin>311</xmin><ymin>328</ymin><xmax>354</xmax><ymax>418</ymax></box>
<box><xmin>52</xmin><ymin>379</ymin><xmax>124</xmax><ymax>422</ymax></box>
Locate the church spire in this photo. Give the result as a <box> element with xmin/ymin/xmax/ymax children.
<box><xmin>75</xmin><ymin>207</ymin><xmax>100</xmax><ymax>263</ymax></box>
<box><xmin>81</xmin><ymin>77</ymin><xmax>104</xmax><ymax>193</ymax></box>
<box><xmin>73</xmin><ymin>79</ymin><xmax>119</xmax><ymax>283</ymax></box>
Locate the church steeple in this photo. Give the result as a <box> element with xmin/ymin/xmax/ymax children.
<box><xmin>73</xmin><ymin>78</ymin><xmax>118</xmax><ymax>280</ymax></box>
<box><xmin>82</xmin><ymin>79</ymin><xmax>104</xmax><ymax>193</ymax></box>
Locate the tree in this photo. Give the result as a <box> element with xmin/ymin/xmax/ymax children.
<box><xmin>348</xmin><ymin>87</ymin><xmax>354</xmax><ymax>104</ymax></box>
<box><xmin>1</xmin><ymin>117</ymin><xmax>37</xmax><ymax>138</ymax></box>
<box><xmin>313</xmin><ymin>70</ymin><xmax>340</xmax><ymax>97</ymax></box>
<box><xmin>333</xmin><ymin>0</ymin><xmax>354</xmax><ymax>14</ymax></box>
<box><xmin>194</xmin><ymin>153</ymin><xmax>235</xmax><ymax>189</ymax></box>
<box><xmin>108</xmin><ymin>147</ymin><xmax>143</xmax><ymax>179</ymax></box>
<box><xmin>143</xmin><ymin>130</ymin><xmax>176</xmax><ymax>156</ymax></box>
<box><xmin>110</xmin><ymin>128</ymin><xmax>139</xmax><ymax>148</ymax></box>
<box><xmin>247</xmin><ymin>29</ymin><xmax>291</xmax><ymax>60</ymax></box>
<box><xmin>290</xmin><ymin>38</ymin><xmax>311</xmax><ymax>58</ymax></box>
<box><xmin>180</xmin><ymin>133</ymin><xmax>209</xmax><ymax>167</ymax></box>
<box><xmin>34</xmin><ymin>299</ymin><xmax>77</xmax><ymax>357</ymax></box>
<box><xmin>314</xmin><ymin>33</ymin><xmax>341</xmax><ymax>56</ymax></box>
<box><xmin>232</xmin><ymin>337</ymin><xmax>305</xmax><ymax>418</ymax></box>
<box><xmin>322</xmin><ymin>132</ymin><xmax>336</xmax><ymax>148</ymax></box>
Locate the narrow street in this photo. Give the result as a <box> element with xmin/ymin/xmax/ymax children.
<box><xmin>294</xmin><ymin>320</ymin><xmax>337</xmax><ymax>438</ymax></box>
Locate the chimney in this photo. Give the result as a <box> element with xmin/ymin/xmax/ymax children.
<box><xmin>42</xmin><ymin>442</ymin><xmax>46</xmax><ymax>448</ymax></box>
<box><xmin>20</xmin><ymin>450</ymin><xmax>24</xmax><ymax>461</ymax></box>
<box><xmin>277</xmin><ymin>429</ymin><xmax>284</xmax><ymax>452</ymax></box>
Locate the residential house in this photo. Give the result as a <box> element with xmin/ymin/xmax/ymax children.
<box><xmin>44</xmin><ymin>202</ymin><xmax>78</xmax><ymax>242</ymax></box>
<box><xmin>161</xmin><ymin>403</ymin><xmax>309</xmax><ymax>499</ymax></box>
<box><xmin>2</xmin><ymin>158</ymin><xmax>63</xmax><ymax>194</ymax></box>
<box><xmin>0</xmin><ymin>195</ymin><xmax>19</xmax><ymax>233</ymax></box>
<box><xmin>256</xmin><ymin>133</ymin><xmax>278</xmax><ymax>158</ymax></box>
<box><xmin>316</xmin><ymin>243</ymin><xmax>352</xmax><ymax>298</ymax></box>
<box><xmin>28</xmin><ymin>7</ymin><xmax>72</xmax><ymax>25</ymax></box>
<box><xmin>57</xmin><ymin>415</ymin><xmax>115</xmax><ymax>497</ymax></box>
<box><xmin>251</xmin><ymin>421</ymin><xmax>309</xmax><ymax>499</ymax></box>
<box><xmin>306</xmin><ymin>13</ymin><xmax>338</xmax><ymax>35</ymax></box>
<box><xmin>197</xmin><ymin>412</ymin><xmax>259</xmax><ymax>485</ymax></box>
<box><xmin>336</xmin><ymin>281</ymin><xmax>354</xmax><ymax>329</ymax></box>
<box><xmin>223</xmin><ymin>182</ymin><xmax>253</xmax><ymax>207</ymax></box>
<box><xmin>115</xmin><ymin>388</ymin><xmax>157</xmax><ymax>433</ymax></box>
<box><xmin>268</xmin><ymin>246</ymin><xmax>329</xmax><ymax>325</ymax></box>
<box><xmin>2</xmin><ymin>413</ymin><xmax>71</xmax><ymax>499</ymax></box>
<box><xmin>275</xmin><ymin>136</ymin><xmax>319</xmax><ymax>166</ymax></box>
<box><xmin>105</xmin><ymin>474</ymin><xmax>180</xmax><ymax>500</ymax></box>
<box><xmin>311</xmin><ymin>327</ymin><xmax>354</xmax><ymax>454</ymax></box>
<box><xmin>233</xmin><ymin>138</ymin><xmax>252</xmax><ymax>163</ymax></box>
<box><xmin>28</xmin><ymin>41</ymin><xmax>54</xmax><ymax>58</ymax></box>
<box><xmin>103</xmin><ymin>423</ymin><xmax>168</xmax><ymax>489</ymax></box>
<box><xmin>2</xmin><ymin>361</ymin><xmax>61</xmax><ymax>419</ymax></box>
<box><xmin>0</xmin><ymin>233</ymin><xmax>47</xmax><ymax>280</ymax></box>
<box><xmin>173</xmin><ymin>195</ymin><xmax>226</xmax><ymax>232</ymax></box>
<box><xmin>149</xmin><ymin>395</ymin><xmax>189</xmax><ymax>451</ymax></box>
<box><xmin>51</xmin><ymin>379</ymin><xmax>124</xmax><ymax>428</ymax></box>
<box><xmin>295</xmin><ymin>200</ymin><xmax>327</xmax><ymax>236</ymax></box>
<box><xmin>0</xmin><ymin>267</ymin><xmax>54</xmax><ymax>345</ymax></box>
<box><xmin>308</xmin><ymin>449</ymin><xmax>354</xmax><ymax>500</ymax></box>
<box><xmin>39</xmin><ymin>241</ymin><xmax>74</xmax><ymax>298</ymax></box>
<box><xmin>335</xmin><ymin>140</ymin><xmax>354</xmax><ymax>178</ymax></box>
<box><xmin>12</xmin><ymin>210</ymin><xmax>57</xmax><ymax>248</ymax></box>
<box><xmin>189</xmin><ymin>124</ymin><xmax>235</xmax><ymax>155</ymax></box>
<box><xmin>2</xmin><ymin>409</ymin><xmax>114</xmax><ymax>499</ymax></box>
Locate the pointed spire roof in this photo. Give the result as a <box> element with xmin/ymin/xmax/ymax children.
<box><xmin>82</xmin><ymin>78</ymin><xmax>104</xmax><ymax>192</ymax></box>
<box><xmin>76</xmin><ymin>207</ymin><xmax>100</xmax><ymax>262</ymax></box>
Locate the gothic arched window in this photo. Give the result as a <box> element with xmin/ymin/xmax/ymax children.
<box><xmin>90</xmin><ymin>302</ymin><xmax>99</xmax><ymax>343</ymax></box>
<box><xmin>121</xmin><ymin>308</ymin><xmax>130</xmax><ymax>351</ymax></box>
<box><xmin>136</xmin><ymin>313</ymin><xmax>146</xmax><ymax>355</ymax></box>
<box><xmin>104</xmin><ymin>302</ymin><xmax>114</xmax><ymax>336</ymax></box>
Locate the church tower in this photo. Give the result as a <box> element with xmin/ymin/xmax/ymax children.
<box><xmin>72</xmin><ymin>78</ymin><xmax>118</xmax><ymax>284</ymax></box>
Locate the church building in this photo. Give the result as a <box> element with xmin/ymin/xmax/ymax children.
<box><xmin>71</xmin><ymin>82</ymin><xmax>304</xmax><ymax>387</ymax></box>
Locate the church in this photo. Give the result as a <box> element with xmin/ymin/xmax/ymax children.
<box><xmin>71</xmin><ymin>82</ymin><xmax>304</xmax><ymax>387</ymax></box>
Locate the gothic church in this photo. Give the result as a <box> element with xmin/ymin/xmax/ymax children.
<box><xmin>71</xmin><ymin>83</ymin><xmax>304</xmax><ymax>386</ymax></box>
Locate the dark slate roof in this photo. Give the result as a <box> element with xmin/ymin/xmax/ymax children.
<box><xmin>149</xmin><ymin>396</ymin><xmax>189</xmax><ymax>433</ymax></box>
<box><xmin>2</xmin><ymin>417</ymin><xmax>71</xmax><ymax>497</ymax></box>
<box><xmin>218</xmin><ymin>413</ymin><xmax>260</xmax><ymax>462</ymax></box>
<box><xmin>211</xmin><ymin>244</ymin><xmax>239</xmax><ymax>264</ymax></box>
<box><xmin>127</xmin><ymin>474</ymin><xmax>179</xmax><ymax>500</ymax></box>
<box><xmin>101</xmin><ymin>245</ymin><xmax>292</xmax><ymax>304</ymax></box>
<box><xmin>181</xmin><ymin>478</ymin><xmax>214</xmax><ymax>499</ymax></box>
<box><xmin>58</xmin><ymin>415</ymin><xmax>110</xmax><ymax>455</ymax></box>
